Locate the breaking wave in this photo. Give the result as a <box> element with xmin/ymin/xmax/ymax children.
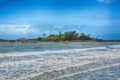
<box><xmin>0</xmin><ymin>44</ymin><xmax>120</xmax><ymax>80</ymax></box>
<box><xmin>0</xmin><ymin>47</ymin><xmax>107</xmax><ymax>58</ymax></box>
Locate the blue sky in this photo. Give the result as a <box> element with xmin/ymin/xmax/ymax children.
<box><xmin>0</xmin><ymin>0</ymin><xmax>120</xmax><ymax>40</ymax></box>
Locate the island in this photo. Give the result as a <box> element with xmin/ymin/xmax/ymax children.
<box><xmin>0</xmin><ymin>31</ymin><xmax>120</xmax><ymax>43</ymax></box>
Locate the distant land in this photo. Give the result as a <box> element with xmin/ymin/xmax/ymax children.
<box><xmin>0</xmin><ymin>31</ymin><xmax>120</xmax><ymax>42</ymax></box>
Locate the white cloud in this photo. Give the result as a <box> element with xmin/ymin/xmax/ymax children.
<box><xmin>0</xmin><ymin>24</ymin><xmax>38</xmax><ymax>35</ymax></box>
<box><xmin>54</xmin><ymin>25</ymin><xmax>65</xmax><ymax>29</ymax></box>
<box><xmin>98</xmin><ymin>0</ymin><xmax>115</xmax><ymax>3</ymax></box>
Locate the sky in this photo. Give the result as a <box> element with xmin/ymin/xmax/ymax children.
<box><xmin>0</xmin><ymin>0</ymin><xmax>120</xmax><ymax>40</ymax></box>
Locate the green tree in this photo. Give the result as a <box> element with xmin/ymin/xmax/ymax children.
<box><xmin>43</xmin><ymin>33</ymin><xmax>46</xmax><ymax>38</ymax></box>
<box><xmin>38</xmin><ymin>37</ymin><xmax>43</xmax><ymax>41</ymax></box>
<box><xmin>79</xmin><ymin>33</ymin><xmax>91</xmax><ymax>40</ymax></box>
<box><xmin>64</xmin><ymin>31</ymin><xmax>79</xmax><ymax>40</ymax></box>
<box><xmin>46</xmin><ymin>34</ymin><xmax>59</xmax><ymax>41</ymax></box>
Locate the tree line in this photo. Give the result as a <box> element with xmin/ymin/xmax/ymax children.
<box><xmin>38</xmin><ymin>31</ymin><xmax>102</xmax><ymax>42</ymax></box>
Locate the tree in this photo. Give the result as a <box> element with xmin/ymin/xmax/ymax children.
<box><xmin>42</xmin><ymin>33</ymin><xmax>46</xmax><ymax>38</ymax></box>
<box><xmin>38</xmin><ymin>37</ymin><xmax>43</xmax><ymax>41</ymax></box>
<box><xmin>64</xmin><ymin>31</ymin><xmax>79</xmax><ymax>40</ymax></box>
<box><xmin>59</xmin><ymin>31</ymin><xmax>62</xmax><ymax>40</ymax></box>
<box><xmin>46</xmin><ymin>34</ymin><xmax>59</xmax><ymax>41</ymax></box>
<box><xmin>79</xmin><ymin>33</ymin><xmax>91</xmax><ymax>40</ymax></box>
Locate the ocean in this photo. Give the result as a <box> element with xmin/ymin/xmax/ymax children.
<box><xmin>0</xmin><ymin>42</ymin><xmax>120</xmax><ymax>80</ymax></box>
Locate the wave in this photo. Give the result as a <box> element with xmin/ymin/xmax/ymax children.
<box><xmin>0</xmin><ymin>46</ymin><xmax>108</xmax><ymax>58</ymax></box>
<box><xmin>107</xmin><ymin>45</ymin><xmax>120</xmax><ymax>49</ymax></box>
<box><xmin>17</xmin><ymin>50</ymin><xmax>120</xmax><ymax>80</ymax></box>
<box><xmin>53</xmin><ymin>63</ymin><xmax>120</xmax><ymax>80</ymax></box>
<box><xmin>0</xmin><ymin>45</ymin><xmax>120</xmax><ymax>80</ymax></box>
<box><xmin>0</xmin><ymin>50</ymin><xmax>120</xmax><ymax>67</ymax></box>
<box><xmin>23</xmin><ymin>58</ymin><xmax>120</xmax><ymax>80</ymax></box>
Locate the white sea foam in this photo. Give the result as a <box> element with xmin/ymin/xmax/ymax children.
<box><xmin>105</xmin><ymin>44</ymin><xmax>120</xmax><ymax>48</ymax></box>
<box><xmin>0</xmin><ymin>45</ymin><xmax>120</xmax><ymax>80</ymax></box>
<box><xmin>0</xmin><ymin>47</ymin><xmax>107</xmax><ymax>58</ymax></box>
<box><xmin>23</xmin><ymin>59</ymin><xmax>120</xmax><ymax>80</ymax></box>
<box><xmin>53</xmin><ymin>63</ymin><xmax>120</xmax><ymax>80</ymax></box>
<box><xmin>17</xmin><ymin>52</ymin><xmax>120</xmax><ymax>80</ymax></box>
<box><xmin>0</xmin><ymin>51</ymin><xmax>120</xmax><ymax>67</ymax></box>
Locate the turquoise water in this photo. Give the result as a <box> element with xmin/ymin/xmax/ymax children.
<box><xmin>0</xmin><ymin>42</ymin><xmax>120</xmax><ymax>80</ymax></box>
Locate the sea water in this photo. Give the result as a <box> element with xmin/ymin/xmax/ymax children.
<box><xmin>0</xmin><ymin>42</ymin><xmax>120</xmax><ymax>80</ymax></box>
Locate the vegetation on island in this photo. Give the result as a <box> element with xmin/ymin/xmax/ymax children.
<box><xmin>0</xmin><ymin>39</ymin><xmax>15</xmax><ymax>42</ymax></box>
<box><xmin>38</xmin><ymin>31</ymin><xmax>102</xmax><ymax>42</ymax></box>
<box><xmin>0</xmin><ymin>31</ymin><xmax>120</xmax><ymax>42</ymax></box>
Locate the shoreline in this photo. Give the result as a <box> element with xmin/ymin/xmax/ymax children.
<box><xmin>1</xmin><ymin>40</ymin><xmax>120</xmax><ymax>43</ymax></box>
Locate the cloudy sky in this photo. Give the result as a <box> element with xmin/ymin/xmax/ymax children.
<box><xmin>0</xmin><ymin>0</ymin><xmax>120</xmax><ymax>40</ymax></box>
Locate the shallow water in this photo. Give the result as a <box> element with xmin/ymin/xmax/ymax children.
<box><xmin>0</xmin><ymin>42</ymin><xmax>120</xmax><ymax>53</ymax></box>
<box><xmin>0</xmin><ymin>42</ymin><xmax>120</xmax><ymax>80</ymax></box>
